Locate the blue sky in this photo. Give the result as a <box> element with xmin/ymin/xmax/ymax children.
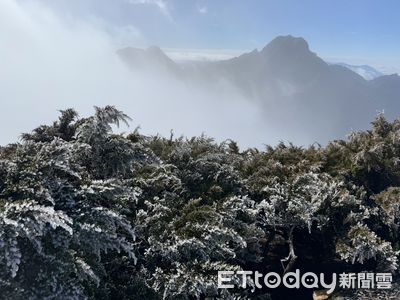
<box><xmin>19</xmin><ymin>0</ymin><xmax>400</xmax><ymax>71</ymax></box>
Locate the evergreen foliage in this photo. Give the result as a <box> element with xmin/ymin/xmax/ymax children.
<box><xmin>0</xmin><ymin>107</ymin><xmax>399</xmax><ymax>299</ymax></box>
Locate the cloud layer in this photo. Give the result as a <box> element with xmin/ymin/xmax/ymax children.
<box><xmin>0</xmin><ymin>0</ymin><xmax>270</xmax><ymax>149</ymax></box>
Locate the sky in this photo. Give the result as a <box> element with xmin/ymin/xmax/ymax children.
<box><xmin>1</xmin><ymin>0</ymin><xmax>400</xmax><ymax>148</ymax></box>
<box><xmin>25</xmin><ymin>0</ymin><xmax>400</xmax><ymax>73</ymax></box>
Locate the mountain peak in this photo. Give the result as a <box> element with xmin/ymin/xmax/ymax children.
<box><xmin>261</xmin><ymin>35</ymin><xmax>310</xmax><ymax>54</ymax></box>
<box><xmin>256</xmin><ymin>35</ymin><xmax>326</xmax><ymax>79</ymax></box>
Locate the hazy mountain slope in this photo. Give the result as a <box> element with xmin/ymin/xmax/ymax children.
<box><xmin>370</xmin><ymin>74</ymin><xmax>400</xmax><ymax>119</ymax></box>
<box><xmin>117</xmin><ymin>46</ymin><xmax>183</xmax><ymax>78</ymax></box>
<box><xmin>117</xmin><ymin>35</ymin><xmax>400</xmax><ymax>144</ymax></box>
<box><xmin>184</xmin><ymin>36</ymin><xmax>383</xmax><ymax>141</ymax></box>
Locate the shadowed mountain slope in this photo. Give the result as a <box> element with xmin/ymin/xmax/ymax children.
<box><xmin>118</xmin><ymin>35</ymin><xmax>400</xmax><ymax>144</ymax></box>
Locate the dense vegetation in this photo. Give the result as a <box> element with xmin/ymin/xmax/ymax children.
<box><xmin>0</xmin><ymin>106</ymin><xmax>399</xmax><ymax>299</ymax></box>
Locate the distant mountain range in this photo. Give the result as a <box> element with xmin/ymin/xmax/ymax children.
<box><xmin>333</xmin><ymin>63</ymin><xmax>384</xmax><ymax>80</ymax></box>
<box><xmin>117</xmin><ymin>36</ymin><xmax>400</xmax><ymax>144</ymax></box>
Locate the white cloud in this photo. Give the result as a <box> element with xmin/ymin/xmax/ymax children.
<box><xmin>198</xmin><ymin>6</ymin><xmax>207</xmax><ymax>14</ymax></box>
<box><xmin>164</xmin><ymin>48</ymin><xmax>246</xmax><ymax>62</ymax></box>
<box><xmin>0</xmin><ymin>0</ymin><xmax>269</xmax><ymax>149</ymax></box>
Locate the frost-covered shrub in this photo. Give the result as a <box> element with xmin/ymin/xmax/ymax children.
<box><xmin>1</xmin><ymin>108</ymin><xmax>399</xmax><ymax>299</ymax></box>
<box><xmin>0</xmin><ymin>107</ymin><xmax>138</xmax><ymax>299</ymax></box>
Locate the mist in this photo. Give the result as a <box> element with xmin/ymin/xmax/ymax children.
<box><xmin>0</xmin><ymin>0</ymin><xmax>279</xmax><ymax>149</ymax></box>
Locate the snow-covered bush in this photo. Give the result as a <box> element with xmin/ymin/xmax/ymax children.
<box><xmin>0</xmin><ymin>107</ymin><xmax>399</xmax><ymax>299</ymax></box>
